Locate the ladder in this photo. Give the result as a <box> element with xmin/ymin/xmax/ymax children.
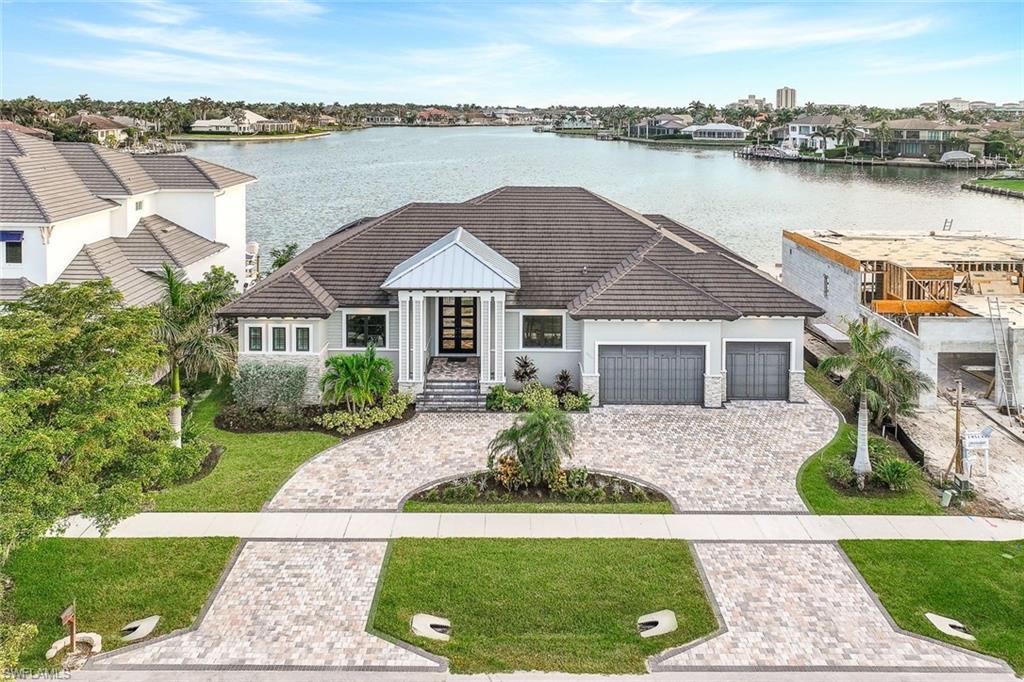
<box><xmin>988</xmin><ymin>297</ymin><xmax>1021</xmax><ymax>426</ymax></box>
<box><xmin>942</xmin><ymin>218</ymin><xmax>954</xmax><ymax>232</ymax></box>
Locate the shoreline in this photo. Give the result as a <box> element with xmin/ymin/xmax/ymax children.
<box><xmin>168</xmin><ymin>130</ymin><xmax>334</xmax><ymax>143</ymax></box>
<box><xmin>733</xmin><ymin>146</ymin><xmax>1010</xmax><ymax>171</ymax></box>
<box><xmin>961</xmin><ymin>182</ymin><xmax>1024</xmax><ymax>200</ymax></box>
<box><xmin>551</xmin><ymin>130</ymin><xmax>751</xmax><ymax>148</ymax></box>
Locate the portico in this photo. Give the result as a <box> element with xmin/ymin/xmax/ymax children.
<box><xmin>382</xmin><ymin>227</ymin><xmax>520</xmax><ymax>395</ymax></box>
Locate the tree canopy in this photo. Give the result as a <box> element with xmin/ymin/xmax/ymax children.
<box><xmin>0</xmin><ymin>280</ymin><xmax>204</xmax><ymax>562</ymax></box>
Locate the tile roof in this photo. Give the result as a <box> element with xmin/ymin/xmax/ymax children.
<box><xmin>0</xmin><ymin>120</ymin><xmax>53</xmax><ymax>140</ymax></box>
<box><xmin>64</xmin><ymin>114</ymin><xmax>127</xmax><ymax>130</ymax></box>
<box><xmin>0</xmin><ymin>130</ymin><xmax>254</xmax><ymax>224</ymax></box>
<box><xmin>0</xmin><ymin>277</ymin><xmax>35</xmax><ymax>301</ymax></box>
<box><xmin>221</xmin><ymin>186</ymin><xmax>820</xmax><ymax>321</ymax></box>
<box><xmin>58</xmin><ymin>214</ymin><xmax>226</xmax><ymax>306</ymax></box>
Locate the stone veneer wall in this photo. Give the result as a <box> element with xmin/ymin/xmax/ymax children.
<box><xmin>788</xmin><ymin>369</ymin><xmax>806</xmax><ymax>403</ymax></box>
<box><xmin>704</xmin><ymin>374</ymin><xmax>724</xmax><ymax>407</ymax></box>
<box><xmin>581</xmin><ymin>374</ymin><xmax>600</xmax><ymax>406</ymax></box>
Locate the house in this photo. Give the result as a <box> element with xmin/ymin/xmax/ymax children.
<box><xmin>219</xmin><ymin>186</ymin><xmax>821</xmax><ymax>406</ymax></box>
<box><xmin>416</xmin><ymin>108</ymin><xmax>453</xmax><ymax>125</ymax></box>
<box><xmin>0</xmin><ymin>130</ymin><xmax>255</xmax><ymax>304</ymax></box>
<box><xmin>318</xmin><ymin>114</ymin><xmax>338</xmax><ymax>127</ymax></box>
<box><xmin>111</xmin><ymin>115</ymin><xmax>156</xmax><ymax>132</ymax></box>
<box><xmin>191</xmin><ymin>110</ymin><xmax>296</xmax><ymax>134</ymax></box>
<box><xmin>627</xmin><ymin>113</ymin><xmax>693</xmax><ymax>137</ymax></box>
<box><xmin>782</xmin><ymin>230</ymin><xmax>1024</xmax><ymax>410</ymax></box>
<box><xmin>363</xmin><ymin>114</ymin><xmax>403</xmax><ymax>125</ymax></box>
<box><xmin>860</xmin><ymin>119</ymin><xmax>965</xmax><ymax>158</ymax></box>
<box><xmin>555</xmin><ymin>111</ymin><xmax>602</xmax><ymax>130</ymax></box>
<box><xmin>778</xmin><ymin>115</ymin><xmax>851</xmax><ymax>150</ymax></box>
<box><xmin>0</xmin><ymin>120</ymin><xmax>53</xmax><ymax>140</ymax></box>
<box><xmin>63</xmin><ymin>113</ymin><xmax>128</xmax><ymax>145</ymax></box>
<box><xmin>690</xmin><ymin>123</ymin><xmax>747</xmax><ymax>140</ymax></box>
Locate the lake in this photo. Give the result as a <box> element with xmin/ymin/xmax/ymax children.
<box><xmin>185</xmin><ymin>127</ymin><xmax>1022</xmax><ymax>270</ymax></box>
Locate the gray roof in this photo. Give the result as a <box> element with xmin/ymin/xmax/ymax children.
<box><xmin>221</xmin><ymin>186</ymin><xmax>821</xmax><ymax>321</ymax></box>
<box><xmin>0</xmin><ymin>130</ymin><xmax>254</xmax><ymax>224</ymax></box>
<box><xmin>382</xmin><ymin>226</ymin><xmax>520</xmax><ymax>290</ymax></box>
<box><xmin>0</xmin><ymin>277</ymin><xmax>35</xmax><ymax>301</ymax></box>
<box><xmin>58</xmin><ymin>214</ymin><xmax>226</xmax><ymax>306</ymax></box>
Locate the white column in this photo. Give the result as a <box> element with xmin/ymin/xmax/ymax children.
<box><xmin>479</xmin><ymin>293</ymin><xmax>492</xmax><ymax>383</ymax></box>
<box><xmin>412</xmin><ymin>294</ymin><xmax>425</xmax><ymax>383</ymax></box>
<box><xmin>494</xmin><ymin>293</ymin><xmax>506</xmax><ymax>383</ymax></box>
<box><xmin>398</xmin><ymin>293</ymin><xmax>410</xmax><ymax>382</ymax></box>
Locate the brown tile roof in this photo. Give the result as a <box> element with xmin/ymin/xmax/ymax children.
<box><xmin>64</xmin><ymin>113</ymin><xmax>127</xmax><ymax>130</ymax></box>
<box><xmin>221</xmin><ymin>186</ymin><xmax>820</xmax><ymax>321</ymax></box>
<box><xmin>59</xmin><ymin>238</ymin><xmax>166</xmax><ymax>306</ymax></box>
<box><xmin>0</xmin><ymin>131</ymin><xmax>254</xmax><ymax>223</ymax></box>
<box><xmin>0</xmin><ymin>277</ymin><xmax>35</xmax><ymax>301</ymax></box>
<box><xmin>0</xmin><ymin>120</ymin><xmax>53</xmax><ymax>140</ymax></box>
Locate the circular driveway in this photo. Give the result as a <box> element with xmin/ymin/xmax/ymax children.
<box><xmin>267</xmin><ymin>395</ymin><xmax>838</xmax><ymax>513</ymax></box>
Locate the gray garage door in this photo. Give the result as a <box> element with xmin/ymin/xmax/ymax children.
<box><xmin>726</xmin><ymin>342</ymin><xmax>790</xmax><ymax>400</ymax></box>
<box><xmin>598</xmin><ymin>345</ymin><xmax>705</xmax><ymax>404</ymax></box>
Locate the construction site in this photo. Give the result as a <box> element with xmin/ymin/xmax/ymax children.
<box><xmin>782</xmin><ymin>230</ymin><xmax>1023</xmax><ymax>516</ymax></box>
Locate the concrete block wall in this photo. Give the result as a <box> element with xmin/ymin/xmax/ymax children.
<box><xmin>781</xmin><ymin>237</ymin><xmax>861</xmax><ymax>328</ymax></box>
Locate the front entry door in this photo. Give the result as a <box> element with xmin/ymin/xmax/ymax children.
<box><xmin>439</xmin><ymin>297</ymin><xmax>477</xmax><ymax>354</ymax></box>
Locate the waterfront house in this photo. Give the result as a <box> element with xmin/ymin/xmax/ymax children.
<box><xmin>219</xmin><ymin>186</ymin><xmax>821</xmax><ymax>406</ymax></box>
<box><xmin>0</xmin><ymin>120</ymin><xmax>53</xmax><ymax>140</ymax></box>
<box><xmin>627</xmin><ymin>113</ymin><xmax>693</xmax><ymax>137</ymax></box>
<box><xmin>111</xmin><ymin>115</ymin><xmax>156</xmax><ymax>132</ymax></box>
<box><xmin>860</xmin><ymin>119</ymin><xmax>965</xmax><ymax>159</ymax></box>
<box><xmin>63</xmin><ymin>113</ymin><xmax>128</xmax><ymax>145</ymax></box>
<box><xmin>191</xmin><ymin>110</ymin><xmax>296</xmax><ymax>134</ymax></box>
<box><xmin>691</xmin><ymin>123</ymin><xmax>747</xmax><ymax>140</ymax></box>
<box><xmin>776</xmin><ymin>114</ymin><xmax>853</xmax><ymax>151</ymax></box>
<box><xmin>0</xmin><ymin>130</ymin><xmax>255</xmax><ymax>303</ymax></box>
<box><xmin>416</xmin><ymin>108</ymin><xmax>454</xmax><ymax>125</ymax></box>
<box><xmin>363</xmin><ymin>113</ymin><xmax>403</xmax><ymax>125</ymax></box>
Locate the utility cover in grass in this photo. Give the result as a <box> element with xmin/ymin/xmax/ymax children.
<box><xmin>370</xmin><ymin>538</ymin><xmax>717</xmax><ymax>674</ymax></box>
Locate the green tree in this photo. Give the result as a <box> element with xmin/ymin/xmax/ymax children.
<box><xmin>320</xmin><ymin>346</ymin><xmax>393</xmax><ymax>412</ymax></box>
<box><xmin>487</xmin><ymin>407</ymin><xmax>576</xmax><ymax>487</ymax></box>
<box><xmin>0</xmin><ymin>280</ymin><xmax>203</xmax><ymax>562</ymax></box>
<box><xmin>874</xmin><ymin>121</ymin><xmax>894</xmax><ymax>158</ymax></box>
<box><xmin>819</xmin><ymin>320</ymin><xmax>932</xmax><ymax>488</ymax></box>
<box><xmin>269</xmin><ymin>242</ymin><xmax>299</xmax><ymax>271</ymax></box>
<box><xmin>836</xmin><ymin>117</ymin><xmax>858</xmax><ymax>157</ymax></box>
<box><xmin>155</xmin><ymin>265</ymin><xmax>238</xmax><ymax>446</ymax></box>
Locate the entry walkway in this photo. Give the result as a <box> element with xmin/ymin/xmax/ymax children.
<box><xmin>58</xmin><ymin>512</ymin><xmax>1024</xmax><ymax>541</ymax></box>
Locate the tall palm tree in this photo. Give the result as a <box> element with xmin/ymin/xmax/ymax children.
<box><xmin>874</xmin><ymin>121</ymin><xmax>893</xmax><ymax>158</ymax></box>
<box><xmin>836</xmin><ymin>117</ymin><xmax>858</xmax><ymax>157</ymax></box>
<box><xmin>155</xmin><ymin>265</ymin><xmax>237</xmax><ymax>446</ymax></box>
<box><xmin>819</xmin><ymin>320</ymin><xmax>932</xmax><ymax>488</ymax></box>
<box><xmin>811</xmin><ymin>124</ymin><xmax>836</xmax><ymax>153</ymax></box>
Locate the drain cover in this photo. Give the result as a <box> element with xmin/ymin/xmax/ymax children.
<box><xmin>411</xmin><ymin>613</ymin><xmax>451</xmax><ymax>641</ymax></box>
<box><xmin>925</xmin><ymin>613</ymin><xmax>975</xmax><ymax>641</ymax></box>
<box><xmin>637</xmin><ymin>609</ymin><xmax>677</xmax><ymax>638</ymax></box>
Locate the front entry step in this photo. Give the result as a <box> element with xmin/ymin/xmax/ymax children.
<box><xmin>418</xmin><ymin>378</ymin><xmax>486</xmax><ymax>412</ymax></box>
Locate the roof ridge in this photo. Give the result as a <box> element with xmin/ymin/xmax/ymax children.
<box><xmin>85</xmin><ymin>144</ymin><xmax>131</xmax><ymax>195</ymax></box>
<box><xmin>6</xmin><ymin>156</ymin><xmax>50</xmax><ymax>223</ymax></box>
<box><xmin>287</xmin><ymin>266</ymin><xmax>336</xmax><ymax>314</ymax></box>
<box><xmin>584</xmin><ymin>189</ymin><xmax>663</xmax><ymax>233</ymax></box>
<box><xmin>185</xmin><ymin>156</ymin><xmax>218</xmax><ymax>188</ymax></box>
<box><xmin>140</xmin><ymin>216</ymin><xmax>184</xmax><ymax>267</ymax></box>
<box><xmin>189</xmin><ymin>157</ymin><xmax>257</xmax><ymax>188</ymax></box>
<box><xmin>644</xmin><ymin>256</ymin><xmax>742</xmax><ymax>316</ymax></box>
<box><xmin>464</xmin><ymin>186</ymin><xmax>510</xmax><ymax>205</ymax></box>
<box><xmin>568</xmin><ymin>233</ymin><xmax>663</xmax><ymax>314</ymax></box>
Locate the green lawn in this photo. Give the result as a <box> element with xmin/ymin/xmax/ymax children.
<box><xmin>154</xmin><ymin>385</ymin><xmax>337</xmax><ymax>511</ymax></box>
<box><xmin>975</xmin><ymin>178</ymin><xmax>1024</xmax><ymax>192</ymax></box>
<box><xmin>370</xmin><ymin>538</ymin><xmax>717</xmax><ymax>674</ymax></box>
<box><xmin>842</xmin><ymin>540</ymin><xmax>1023</xmax><ymax>674</ymax></box>
<box><xmin>5</xmin><ymin>538</ymin><xmax>237</xmax><ymax>668</ymax></box>
<box><xmin>404</xmin><ymin>500</ymin><xmax>674</xmax><ymax>514</ymax></box>
<box><xmin>804</xmin><ymin>361</ymin><xmax>854</xmax><ymax>418</ymax></box>
<box><xmin>798</xmin><ymin>423</ymin><xmax>944</xmax><ymax>515</ymax></box>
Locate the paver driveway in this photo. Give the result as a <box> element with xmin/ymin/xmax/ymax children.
<box><xmin>268</xmin><ymin>395</ymin><xmax>837</xmax><ymax>512</ymax></box>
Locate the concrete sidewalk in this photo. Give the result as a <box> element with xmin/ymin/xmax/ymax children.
<box><xmin>57</xmin><ymin>512</ymin><xmax>1024</xmax><ymax>542</ymax></box>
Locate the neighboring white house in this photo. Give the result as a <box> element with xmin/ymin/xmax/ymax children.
<box><xmin>363</xmin><ymin>114</ymin><xmax>403</xmax><ymax>125</ymax></box>
<box><xmin>690</xmin><ymin>123</ymin><xmax>747</xmax><ymax>140</ymax></box>
<box><xmin>191</xmin><ymin>109</ymin><xmax>296</xmax><ymax>134</ymax></box>
<box><xmin>0</xmin><ymin>130</ymin><xmax>256</xmax><ymax>304</ymax></box>
<box><xmin>555</xmin><ymin>111</ymin><xmax>602</xmax><ymax>129</ymax></box>
<box><xmin>63</xmin><ymin>113</ymin><xmax>129</xmax><ymax>145</ymax></box>
<box><xmin>220</xmin><ymin>187</ymin><xmax>821</xmax><ymax>406</ymax></box>
<box><xmin>779</xmin><ymin>114</ymin><xmax>853</xmax><ymax>150</ymax></box>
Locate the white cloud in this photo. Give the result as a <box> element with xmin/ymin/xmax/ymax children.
<box><xmin>236</xmin><ymin>0</ymin><xmax>327</xmax><ymax>21</ymax></box>
<box><xmin>517</xmin><ymin>1</ymin><xmax>934</xmax><ymax>54</ymax></box>
<box><xmin>866</xmin><ymin>51</ymin><xmax>1016</xmax><ymax>75</ymax></box>
<box><xmin>127</xmin><ymin>0</ymin><xmax>198</xmax><ymax>25</ymax></box>
<box><xmin>60</xmin><ymin>19</ymin><xmax>317</xmax><ymax>64</ymax></box>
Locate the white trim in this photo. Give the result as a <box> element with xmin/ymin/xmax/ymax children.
<box><xmin>293</xmin><ymin>324</ymin><xmax>312</xmax><ymax>353</ymax></box>
<box><xmin>520</xmin><ymin>310</ymin><xmax>567</xmax><ymax>350</ymax></box>
<box><xmin>240</xmin><ymin>321</ymin><xmax>318</xmax><ymax>355</ymax></box>
<box><xmin>341</xmin><ymin>310</ymin><xmax>390</xmax><ymax>350</ymax></box>
<box><xmin>243</xmin><ymin>323</ymin><xmax>266</xmax><ymax>353</ymax></box>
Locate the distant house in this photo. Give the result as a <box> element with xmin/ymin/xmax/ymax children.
<box><xmin>191</xmin><ymin>110</ymin><xmax>296</xmax><ymax>135</ymax></box>
<box><xmin>111</xmin><ymin>115</ymin><xmax>155</xmax><ymax>132</ymax></box>
<box><xmin>0</xmin><ymin>130</ymin><xmax>256</xmax><ymax>303</ymax></box>
<box><xmin>318</xmin><ymin>114</ymin><xmax>338</xmax><ymax>126</ymax></box>
<box><xmin>555</xmin><ymin>111</ymin><xmax>602</xmax><ymax>130</ymax></box>
<box><xmin>416</xmin><ymin>108</ymin><xmax>453</xmax><ymax>125</ymax></box>
<box><xmin>778</xmin><ymin>114</ymin><xmax>853</xmax><ymax>151</ymax></box>
<box><xmin>627</xmin><ymin>113</ymin><xmax>693</xmax><ymax>137</ymax></box>
<box><xmin>484</xmin><ymin>108</ymin><xmax>536</xmax><ymax>125</ymax></box>
<box><xmin>363</xmin><ymin>114</ymin><xmax>403</xmax><ymax>125</ymax></box>
<box><xmin>63</xmin><ymin>113</ymin><xmax>128</xmax><ymax>144</ymax></box>
<box><xmin>690</xmin><ymin>123</ymin><xmax>747</xmax><ymax>140</ymax></box>
<box><xmin>860</xmin><ymin>119</ymin><xmax>965</xmax><ymax>159</ymax></box>
<box><xmin>0</xmin><ymin>120</ymin><xmax>53</xmax><ymax>140</ymax></box>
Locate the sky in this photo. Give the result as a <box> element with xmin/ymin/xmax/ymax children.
<box><xmin>0</xmin><ymin>0</ymin><xmax>1021</xmax><ymax>108</ymax></box>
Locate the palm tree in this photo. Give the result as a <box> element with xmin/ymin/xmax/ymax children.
<box><xmin>819</xmin><ymin>320</ymin><xmax>932</xmax><ymax>488</ymax></box>
<box><xmin>874</xmin><ymin>121</ymin><xmax>893</xmax><ymax>158</ymax></box>
<box><xmin>488</xmin><ymin>406</ymin><xmax>575</xmax><ymax>487</ymax></box>
<box><xmin>836</xmin><ymin>117</ymin><xmax>858</xmax><ymax>157</ymax></box>
<box><xmin>155</xmin><ymin>265</ymin><xmax>238</xmax><ymax>446</ymax></box>
<box><xmin>320</xmin><ymin>347</ymin><xmax>393</xmax><ymax>413</ymax></box>
<box><xmin>811</xmin><ymin>124</ymin><xmax>836</xmax><ymax>154</ymax></box>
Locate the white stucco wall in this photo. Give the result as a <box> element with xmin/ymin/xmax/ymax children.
<box><xmin>782</xmin><ymin>236</ymin><xmax>861</xmax><ymax>328</ymax></box>
<box><xmin>42</xmin><ymin>211</ymin><xmax>118</xmax><ymax>283</ymax></box>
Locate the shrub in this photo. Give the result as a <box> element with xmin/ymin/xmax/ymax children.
<box><xmin>442</xmin><ymin>481</ymin><xmax>478</xmax><ymax>503</ymax></box>
<box><xmin>561</xmin><ymin>392</ymin><xmax>592</xmax><ymax>412</ymax></box>
<box><xmin>492</xmin><ymin>453</ymin><xmax>527</xmax><ymax>491</ymax></box>
<box><xmin>315</xmin><ymin>392</ymin><xmax>412</xmax><ymax>436</ymax></box>
<box><xmin>521</xmin><ymin>380</ymin><xmax>559</xmax><ymax>411</ymax></box>
<box><xmin>232</xmin><ymin>362</ymin><xmax>308</xmax><ymax>411</ymax></box>
<box><xmin>513</xmin><ymin>355</ymin><xmax>538</xmax><ymax>384</ymax></box>
<box><xmin>488</xmin><ymin>407</ymin><xmax>576</xmax><ymax>487</ymax></box>
<box><xmin>554</xmin><ymin>370</ymin><xmax>573</xmax><ymax>396</ymax></box>
<box><xmin>486</xmin><ymin>385</ymin><xmax>525</xmax><ymax>412</ymax></box>
<box><xmin>565</xmin><ymin>466</ymin><xmax>588</xmax><ymax>489</ymax></box>
<box><xmin>823</xmin><ymin>449</ymin><xmax>856</xmax><ymax>488</ymax></box>
<box><xmin>874</xmin><ymin>456</ymin><xmax>914</xmax><ymax>492</ymax></box>
<box><xmin>868</xmin><ymin>436</ymin><xmax>893</xmax><ymax>463</ymax></box>
<box><xmin>320</xmin><ymin>347</ymin><xmax>393</xmax><ymax>412</ymax></box>
<box><xmin>217</xmin><ymin>403</ymin><xmax>311</xmax><ymax>431</ymax></box>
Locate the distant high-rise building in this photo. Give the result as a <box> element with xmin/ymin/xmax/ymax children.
<box><xmin>776</xmin><ymin>87</ymin><xmax>797</xmax><ymax>109</ymax></box>
<box><xmin>725</xmin><ymin>94</ymin><xmax>771</xmax><ymax>110</ymax></box>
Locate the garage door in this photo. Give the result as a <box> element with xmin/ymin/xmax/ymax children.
<box><xmin>726</xmin><ymin>342</ymin><xmax>790</xmax><ymax>400</ymax></box>
<box><xmin>598</xmin><ymin>345</ymin><xmax>704</xmax><ymax>404</ymax></box>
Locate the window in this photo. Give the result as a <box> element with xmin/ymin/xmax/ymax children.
<box><xmin>346</xmin><ymin>314</ymin><xmax>386</xmax><ymax>348</ymax></box>
<box><xmin>522</xmin><ymin>315</ymin><xmax>563</xmax><ymax>348</ymax></box>
<box><xmin>295</xmin><ymin>327</ymin><xmax>310</xmax><ymax>352</ymax></box>
<box><xmin>248</xmin><ymin>326</ymin><xmax>263</xmax><ymax>352</ymax></box>
<box><xmin>134</xmin><ymin>200</ymin><xmax>144</xmax><ymax>211</ymax></box>
<box><xmin>272</xmin><ymin>326</ymin><xmax>287</xmax><ymax>352</ymax></box>
<box><xmin>4</xmin><ymin>241</ymin><xmax>22</xmax><ymax>265</ymax></box>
